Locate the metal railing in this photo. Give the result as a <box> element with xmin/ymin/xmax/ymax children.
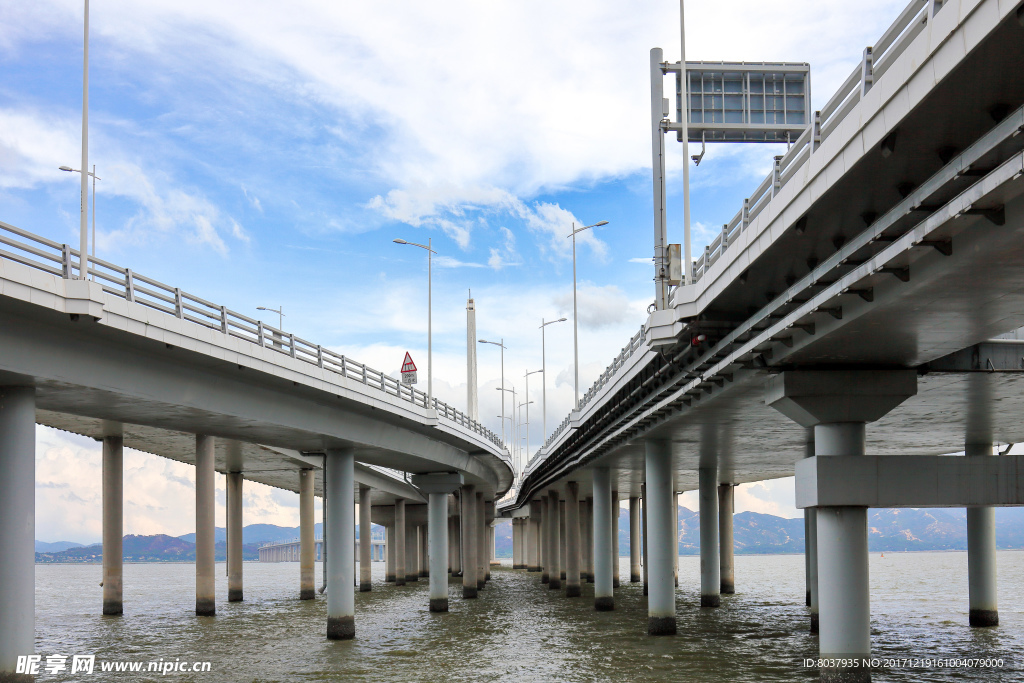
<box><xmin>543</xmin><ymin>324</ymin><xmax>647</xmax><ymax>449</ymax></box>
<box><xmin>0</xmin><ymin>219</ymin><xmax>504</xmax><ymax>451</ymax></box>
<box><xmin>687</xmin><ymin>0</ymin><xmax>937</xmax><ymax>285</ymax></box>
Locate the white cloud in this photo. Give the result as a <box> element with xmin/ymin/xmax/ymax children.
<box><xmin>434</xmin><ymin>255</ymin><xmax>485</xmax><ymax>269</ymax></box>
<box><xmin>487</xmin><ymin>227</ymin><xmax>521</xmax><ymax>270</ymax></box>
<box><xmin>552</xmin><ymin>282</ymin><xmax>641</xmax><ymax>330</ymax></box>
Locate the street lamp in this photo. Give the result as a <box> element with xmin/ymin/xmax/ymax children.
<box><xmin>497</xmin><ymin>385</ymin><xmax>516</xmax><ymax>460</ymax></box>
<box><xmin>480</xmin><ymin>338</ymin><xmax>507</xmax><ymax>446</ymax></box>
<box><xmin>256</xmin><ymin>305</ymin><xmax>284</xmax><ymax>330</ymax></box>
<box><xmin>524</xmin><ymin>369</ymin><xmax>542</xmax><ymax>461</ymax></box>
<box><xmin>59</xmin><ymin>164</ymin><xmax>100</xmax><ymax>278</ymax></box>
<box><xmin>567</xmin><ymin>220</ymin><xmax>608</xmax><ymax>407</ymax></box>
<box><xmin>517</xmin><ymin>399</ymin><xmax>534</xmax><ymax>478</ymax></box>
<box><xmin>394</xmin><ymin>238</ymin><xmax>436</xmax><ymax>402</ymax></box>
<box><xmin>539</xmin><ymin>317</ymin><xmax>567</xmax><ymax>442</ymax></box>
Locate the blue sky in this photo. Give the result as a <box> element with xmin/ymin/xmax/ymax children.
<box><xmin>2</xmin><ymin>0</ymin><xmax>915</xmax><ymax>541</ymax></box>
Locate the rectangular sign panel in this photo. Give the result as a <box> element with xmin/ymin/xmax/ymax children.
<box><xmin>677</xmin><ymin>61</ymin><xmax>811</xmax><ymax>143</ymax></box>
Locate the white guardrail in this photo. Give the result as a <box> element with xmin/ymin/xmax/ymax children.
<box><xmin>541</xmin><ymin>0</ymin><xmax>945</xmax><ymax>453</ymax></box>
<box><xmin>688</xmin><ymin>0</ymin><xmax>939</xmax><ymax>284</ymax></box>
<box><xmin>0</xmin><ymin>219</ymin><xmax>504</xmax><ymax>451</ymax></box>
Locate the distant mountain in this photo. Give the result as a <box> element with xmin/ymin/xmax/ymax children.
<box><xmin>177</xmin><ymin>522</ymin><xmax>383</xmax><ymax>545</ymax></box>
<box><xmin>35</xmin><ymin>540</ymin><xmax>83</xmax><ymax>553</ymax></box>
<box><xmin>36</xmin><ymin>534</ymin><xmax>263</xmax><ymax>563</ymax></box>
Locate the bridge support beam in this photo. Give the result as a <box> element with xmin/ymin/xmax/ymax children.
<box><xmin>527</xmin><ymin>514</ymin><xmax>539</xmax><ymax>571</ymax></box>
<box><xmin>559</xmin><ymin>501</ymin><xmax>566</xmax><ymax>580</ymax></box>
<box><xmin>359</xmin><ymin>486</ymin><xmax>372</xmax><ymax>592</ymax></box>
<box><xmin>0</xmin><ymin>386</ymin><xmax>35</xmax><ymax>679</ymax></box>
<box><xmin>566</xmin><ymin>482</ymin><xmax>581</xmax><ymax>597</ymax></box>
<box><xmin>405</xmin><ymin>523</ymin><xmax>419</xmax><ymax>583</ymax></box>
<box><xmin>641</xmin><ymin>485</ymin><xmax>649</xmax><ymax>596</ymax></box>
<box><xmin>227</xmin><ymin>470</ymin><xmax>243</xmax><ymax>602</ymax></box>
<box><xmin>412</xmin><ymin>473</ymin><xmax>463</xmax><ymax>612</ymax></box>
<box><xmin>966</xmin><ymin>443</ymin><xmax>998</xmax><ymax>627</ymax></box>
<box><xmin>195</xmin><ymin>435</ymin><xmax>216</xmax><ymax>616</ymax></box>
<box><xmin>645</xmin><ymin>440</ymin><xmax>675</xmax><ymax>634</ymax></box>
<box><xmin>477</xmin><ymin>494</ymin><xmax>487</xmax><ymax>589</ymax></box>
<box><xmin>300</xmin><ymin>469</ymin><xmax>316</xmax><ymax>600</ymax></box>
<box><xmin>461</xmin><ymin>485</ymin><xmax>477</xmax><ymax>598</ymax></box>
<box><xmin>540</xmin><ymin>497</ymin><xmax>549</xmax><ymax>583</ymax></box>
<box><xmin>451</xmin><ymin>498</ymin><xmax>462</xmax><ymax>577</ymax></box>
<box><xmin>768</xmin><ymin>369</ymin><xmax>916</xmax><ymax>683</ymax></box>
<box><xmin>420</xmin><ymin>525</ymin><xmax>429</xmax><ymax>578</ymax></box>
<box><xmin>385</xmin><ymin>524</ymin><xmax>395</xmax><ymax>582</ymax></box>
<box><xmin>548</xmin><ymin>490</ymin><xmax>561</xmax><ymax>589</ymax></box>
<box><xmin>395</xmin><ymin>500</ymin><xmax>407</xmax><ymax>586</ymax></box>
<box><xmin>582</xmin><ymin>498</ymin><xmax>592</xmax><ymax>583</ymax></box>
<box><xmin>629</xmin><ymin>497</ymin><xmax>641</xmax><ymax>583</ymax></box>
<box><xmin>326</xmin><ymin>448</ymin><xmax>355</xmax><ymax>640</ymax></box>
<box><xmin>699</xmin><ymin>468</ymin><xmax>720</xmax><ymax>607</ymax></box>
<box><xmin>719</xmin><ymin>483</ymin><xmax>735</xmax><ymax>595</ymax></box>
<box><xmin>611</xmin><ymin>491</ymin><xmax>620</xmax><ymax>588</ymax></box>
<box><xmin>592</xmin><ymin>468</ymin><xmax>614</xmax><ymax>611</ymax></box>
<box><xmin>102</xmin><ymin>427</ymin><xmax>124</xmax><ymax>615</ymax></box>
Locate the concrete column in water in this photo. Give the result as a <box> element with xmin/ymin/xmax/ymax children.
<box><xmin>592</xmin><ymin>469</ymin><xmax>614</xmax><ymax>611</ymax></box>
<box><xmin>641</xmin><ymin>484</ymin><xmax>649</xmax><ymax>596</ymax></box>
<box><xmin>565</xmin><ymin>482</ymin><xmax>582</xmax><ymax>597</ymax></box>
<box><xmin>195</xmin><ymin>434</ymin><xmax>216</xmax><ymax>616</ymax></box>
<box><xmin>395</xmin><ymin>500</ymin><xmax>407</xmax><ymax>586</ymax></box>
<box><xmin>476</xmin><ymin>494</ymin><xmax>487</xmax><ymax>588</ymax></box>
<box><xmin>718</xmin><ymin>483</ymin><xmax>735</xmax><ymax>595</ymax></box>
<box><xmin>559</xmin><ymin>500</ymin><xmax>566</xmax><ymax>580</ymax></box>
<box><xmin>629</xmin><ymin>496</ymin><xmax>641</xmax><ymax>583</ymax></box>
<box><xmin>673</xmin><ymin>491</ymin><xmax>679</xmax><ymax>587</ymax></box>
<box><xmin>326</xmin><ymin>448</ymin><xmax>356</xmax><ymax>639</ymax></box>
<box><xmin>611</xmin><ymin>491</ymin><xmax>620</xmax><ymax>588</ymax></box>
<box><xmin>227</xmin><ymin>471</ymin><xmax>243</xmax><ymax>602</ymax></box>
<box><xmin>540</xmin><ymin>497</ymin><xmax>550</xmax><ymax>583</ymax></box>
<box><xmin>0</xmin><ymin>386</ymin><xmax>36</xmax><ymax>678</ymax></box>
<box><xmin>412</xmin><ymin>473</ymin><xmax>464</xmax><ymax>612</ymax></box>
<box><xmin>548</xmin><ymin>490</ymin><xmax>561</xmax><ymax>590</ymax></box>
<box><xmin>385</xmin><ymin>525</ymin><xmax>395</xmax><ymax>582</ymax></box>
<box><xmin>451</xmin><ymin>498</ymin><xmax>463</xmax><ymax>577</ymax></box>
<box><xmin>699</xmin><ymin>468</ymin><xmax>720</xmax><ymax>607</ymax></box>
<box><xmin>405</xmin><ymin>523</ymin><xmax>420</xmax><ymax>583</ymax></box>
<box><xmin>526</xmin><ymin>515</ymin><xmax>537</xmax><ymax>571</ymax></box>
<box><xmin>300</xmin><ymin>469</ymin><xmax>316</xmax><ymax>600</ymax></box>
<box><xmin>420</xmin><ymin>525</ymin><xmax>429</xmax><ymax>578</ymax></box>
<box><xmin>645</xmin><ymin>440</ymin><xmax>676</xmax><ymax>634</ymax></box>
<box><xmin>966</xmin><ymin>442</ymin><xmax>998</xmax><ymax>627</ymax></box>
<box><xmin>359</xmin><ymin>486</ymin><xmax>372</xmax><ymax>592</ymax></box>
<box><xmin>461</xmin><ymin>485</ymin><xmax>477</xmax><ymax>598</ymax></box>
<box><xmin>102</xmin><ymin>426</ymin><xmax>124</xmax><ymax>615</ymax></box>
<box><xmin>585</xmin><ymin>497</ymin><xmax>594</xmax><ymax>583</ymax></box>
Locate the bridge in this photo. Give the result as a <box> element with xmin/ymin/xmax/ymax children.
<box><xmin>3</xmin><ymin>0</ymin><xmax>1024</xmax><ymax>682</ymax></box>
<box><xmin>259</xmin><ymin>538</ymin><xmax>385</xmax><ymax>563</ymax></box>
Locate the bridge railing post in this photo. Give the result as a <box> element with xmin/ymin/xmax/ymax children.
<box><xmin>860</xmin><ymin>46</ymin><xmax>874</xmax><ymax>97</ymax></box>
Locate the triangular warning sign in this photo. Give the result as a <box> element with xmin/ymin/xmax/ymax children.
<box><xmin>401</xmin><ymin>352</ymin><xmax>417</xmax><ymax>373</ymax></box>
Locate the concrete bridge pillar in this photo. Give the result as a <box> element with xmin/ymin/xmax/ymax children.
<box><xmin>559</xmin><ymin>500</ymin><xmax>566</xmax><ymax>581</ymax></box>
<box><xmin>300</xmin><ymin>469</ymin><xmax>316</xmax><ymax>600</ymax></box>
<box><xmin>966</xmin><ymin>442</ymin><xmax>998</xmax><ymax>627</ymax></box>
<box><xmin>673</xmin><ymin>492</ymin><xmax>679</xmax><ymax>587</ymax></box>
<box><xmin>804</xmin><ymin>430</ymin><xmax>820</xmax><ymax>630</ymax></box>
<box><xmin>359</xmin><ymin>486</ymin><xmax>372</xmax><ymax>592</ymax></box>
<box><xmin>548</xmin><ymin>490</ymin><xmax>561</xmax><ymax>589</ymax></box>
<box><xmin>629</xmin><ymin>496</ymin><xmax>641</xmax><ymax>583</ymax></box>
<box><xmin>405</xmin><ymin>523</ymin><xmax>419</xmax><ymax>584</ymax></box>
<box><xmin>420</xmin><ymin>525</ymin><xmax>429</xmax><ymax>578</ymax></box>
<box><xmin>412</xmin><ymin>474</ymin><xmax>464</xmax><ymax>612</ymax></box>
<box><xmin>645</xmin><ymin>440</ymin><xmax>675</xmax><ymax>634</ymax></box>
<box><xmin>540</xmin><ymin>497</ymin><xmax>550</xmax><ymax>583</ymax></box>
<box><xmin>611</xmin><ymin>491</ymin><xmax>620</xmax><ymax>588</ymax></box>
<box><xmin>385</xmin><ymin>524</ymin><xmax>395</xmax><ymax>581</ymax></box>
<box><xmin>565</xmin><ymin>482</ymin><xmax>581</xmax><ymax>597</ymax></box>
<box><xmin>526</xmin><ymin>514</ymin><xmax>538</xmax><ymax>571</ymax></box>
<box><xmin>767</xmin><ymin>369</ymin><xmax>917</xmax><ymax>683</ymax></box>
<box><xmin>641</xmin><ymin>485</ymin><xmax>649</xmax><ymax>596</ymax></box>
<box><xmin>227</xmin><ymin>471</ymin><xmax>243</xmax><ymax>602</ymax></box>
<box><xmin>718</xmin><ymin>483</ymin><xmax>735</xmax><ymax>595</ymax></box>
<box><xmin>0</xmin><ymin>386</ymin><xmax>35</xmax><ymax>679</ymax></box>
<box><xmin>395</xmin><ymin>500</ymin><xmax>407</xmax><ymax>586</ymax></box>
<box><xmin>461</xmin><ymin>485</ymin><xmax>478</xmax><ymax>598</ymax></box>
<box><xmin>585</xmin><ymin>497</ymin><xmax>594</xmax><ymax>583</ymax></box>
<box><xmin>325</xmin><ymin>448</ymin><xmax>355</xmax><ymax>640</ymax></box>
<box><xmin>592</xmin><ymin>469</ymin><xmax>614</xmax><ymax>611</ymax></box>
<box><xmin>476</xmin><ymin>493</ymin><xmax>487</xmax><ymax>589</ymax></box>
<box><xmin>102</xmin><ymin>426</ymin><xmax>124</xmax><ymax>615</ymax></box>
<box><xmin>195</xmin><ymin>435</ymin><xmax>216</xmax><ymax>616</ymax></box>
<box><xmin>699</xmin><ymin>468</ymin><xmax>720</xmax><ymax>607</ymax></box>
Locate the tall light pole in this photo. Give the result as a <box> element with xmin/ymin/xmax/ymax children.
<box><xmin>480</xmin><ymin>339</ymin><xmax>507</xmax><ymax>446</ymax></box>
<box><xmin>517</xmin><ymin>399</ymin><xmax>534</xmax><ymax>478</ymax></box>
<box><xmin>394</xmin><ymin>238</ymin><xmax>436</xmax><ymax>402</ymax></box>
<box><xmin>539</xmin><ymin>317</ymin><xmax>567</xmax><ymax>442</ymax></box>
<box><xmin>79</xmin><ymin>0</ymin><xmax>90</xmax><ymax>279</ymax></box>
<box><xmin>497</xmin><ymin>385</ymin><xmax>515</xmax><ymax>463</ymax></box>
<box><xmin>256</xmin><ymin>305</ymin><xmax>284</xmax><ymax>330</ymax></box>
<box><xmin>567</xmin><ymin>220</ymin><xmax>608</xmax><ymax>407</ymax></box>
<box><xmin>59</xmin><ymin>164</ymin><xmax>100</xmax><ymax>277</ymax></box>
<box><xmin>524</xmin><ymin>369</ymin><xmax>542</xmax><ymax>461</ymax></box>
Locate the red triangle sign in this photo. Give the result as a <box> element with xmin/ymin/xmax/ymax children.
<box><xmin>401</xmin><ymin>352</ymin><xmax>417</xmax><ymax>373</ymax></box>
